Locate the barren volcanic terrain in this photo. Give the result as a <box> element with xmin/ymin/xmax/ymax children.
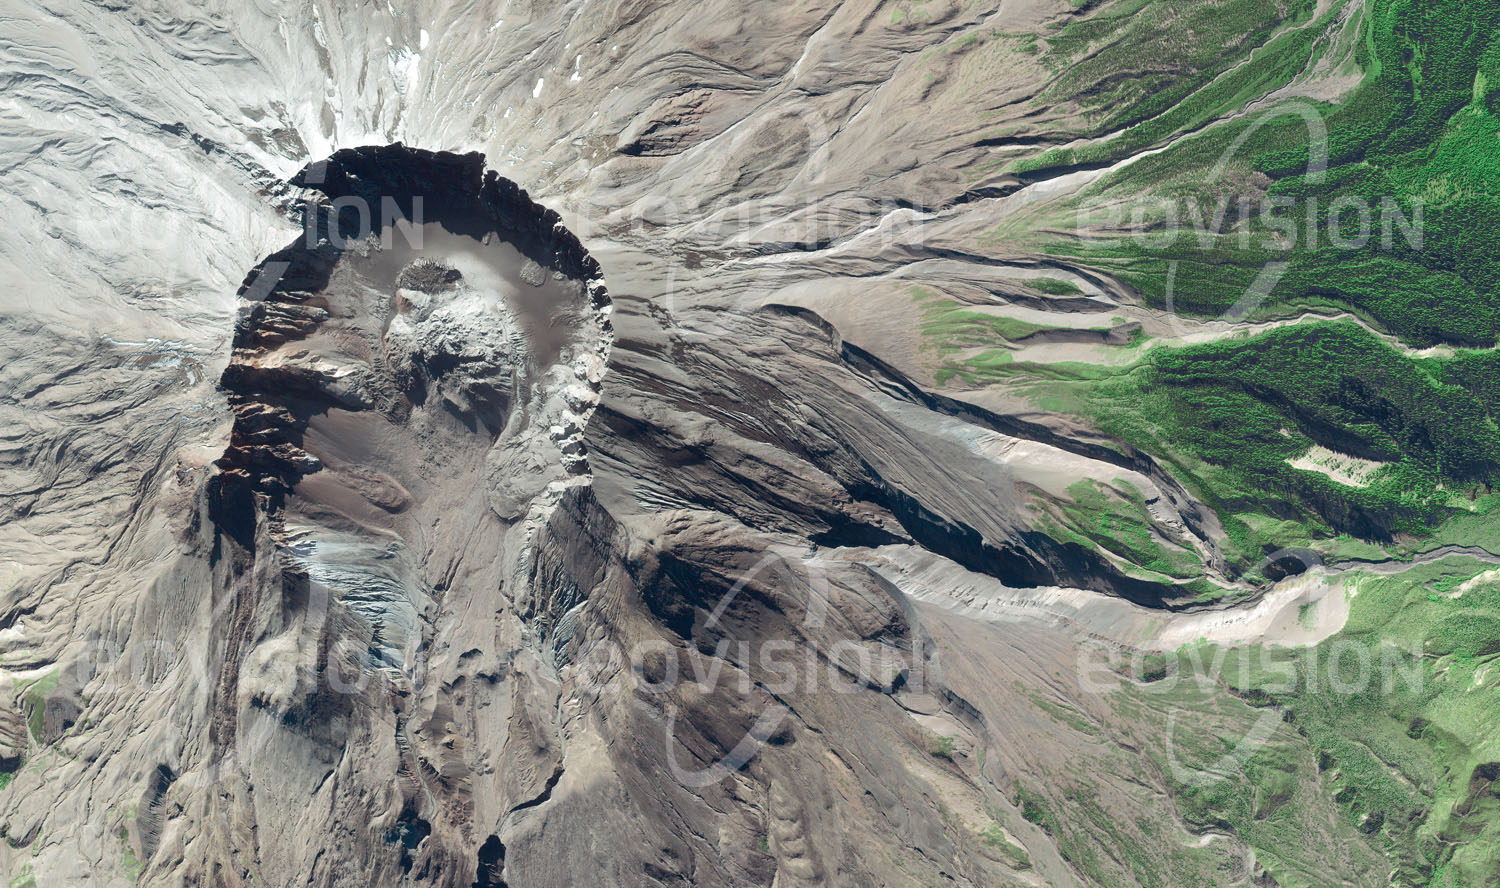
<box><xmin>4</xmin><ymin>1</ymin><xmax>1500</xmax><ymax>886</ymax></box>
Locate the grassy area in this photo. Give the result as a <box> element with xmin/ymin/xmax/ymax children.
<box><xmin>1158</xmin><ymin>556</ymin><xmax>1500</xmax><ymax>886</ymax></box>
<box><xmin>912</xmin><ymin>285</ymin><xmax>1133</xmax><ymax>384</ymax></box>
<box><xmin>19</xmin><ymin>669</ymin><xmax>59</xmax><ymax>745</ymax></box>
<box><xmin>1039</xmin><ymin>480</ymin><xmax>1205</xmax><ymax>580</ymax></box>
<box><xmin>1068</xmin><ymin>579</ymin><xmax>1446</xmax><ymax>885</ymax></box>
<box><xmin>1027</xmin><ymin>275</ymin><xmax>1084</xmax><ymax>295</ymax></box>
<box><xmin>1002</xmin><ymin>559</ymin><xmax>1500</xmax><ymax>886</ymax></box>
<box><xmin>980</xmin><ymin>819</ymin><xmax>1033</xmax><ymax>869</ymax></box>
<box><xmin>120</xmin><ymin>824</ymin><xmax>144</xmax><ymax>882</ymax></box>
<box><xmin>914</xmin><ymin>286</ymin><xmax>1066</xmax><ymax>346</ymax></box>
<box><xmin>1418</xmin><ymin>506</ymin><xmax>1500</xmax><ymax>556</ymax></box>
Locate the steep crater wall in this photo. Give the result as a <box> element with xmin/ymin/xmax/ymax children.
<box><xmin>183</xmin><ymin>148</ymin><xmax>615</xmax><ymax>884</ymax></box>
<box><xmin>211</xmin><ymin>145</ymin><xmax>611</xmax><ymax>548</ymax></box>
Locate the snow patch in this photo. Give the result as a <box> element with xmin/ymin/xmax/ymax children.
<box><xmin>391</xmin><ymin>48</ymin><xmax>421</xmax><ymax>93</ymax></box>
<box><xmin>419</xmin><ymin>28</ymin><xmax>430</xmax><ymax>50</ymax></box>
<box><xmin>532</xmin><ymin>77</ymin><xmax>544</xmax><ymax>98</ymax></box>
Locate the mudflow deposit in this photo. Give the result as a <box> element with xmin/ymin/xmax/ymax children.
<box><xmin>6</xmin><ymin>1</ymin><xmax>1500</xmax><ymax>886</ymax></box>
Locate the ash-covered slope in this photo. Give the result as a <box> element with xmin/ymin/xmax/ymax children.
<box><xmin>5</xmin><ymin>0</ymin><xmax>1484</xmax><ymax>886</ymax></box>
<box><xmin>137</xmin><ymin>143</ymin><xmax>1193</xmax><ymax>885</ymax></box>
<box><xmin>0</xmin><ymin>134</ymin><xmax>1349</xmax><ymax>885</ymax></box>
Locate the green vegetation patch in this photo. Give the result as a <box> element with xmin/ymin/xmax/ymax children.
<box><xmin>1024</xmin><ymin>322</ymin><xmax>1500</xmax><ymax>567</ymax></box>
<box><xmin>911</xmin><ymin>285</ymin><xmax>1129</xmax><ymax>385</ymax></box>
<box><xmin>1027</xmin><ymin>275</ymin><xmax>1084</xmax><ymax>295</ymax></box>
<box><xmin>979</xmin><ymin>819</ymin><xmax>1032</xmax><ymax>869</ymax></box>
<box><xmin>914</xmin><ymin>286</ymin><xmax>1064</xmax><ymax>346</ymax></box>
<box><xmin>18</xmin><ymin>669</ymin><xmax>59</xmax><ymax>745</ymax></box>
<box><xmin>1044</xmin><ymin>0</ymin><xmax>1500</xmax><ymax>348</ymax></box>
<box><xmin>1014</xmin><ymin>0</ymin><xmax>1328</xmax><ymax>175</ymax></box>
<box><xmin>1030</xmin><ymin>0</ymin><xmax>1321</xmax><ymax>142</ymax></box>
<box><xmin>1155</xmin><ymin>556</ymin><xmax>1500</xmax><ymax>886</ymax></box>
<box><xmin>1040</xmin><ymin>479</ymin><xmax>1205</xmax><ymax>579</ymax></box>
